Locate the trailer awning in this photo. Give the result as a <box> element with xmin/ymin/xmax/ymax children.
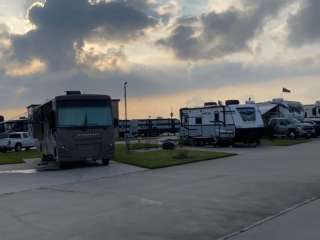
<box><xmin>257</xmin><ymin>104</ymin><xmax>278</xmax><ymax>115</ymax></box>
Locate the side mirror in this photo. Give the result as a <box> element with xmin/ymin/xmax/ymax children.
<box><xmin>114</xmin><ymin>118</ymin><xmax>119</xmax><ymax>127</ymax></box>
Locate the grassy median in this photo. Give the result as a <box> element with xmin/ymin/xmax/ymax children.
<box><xmin>261</xmin><ymin>138</ymin><xmax>312</xmax><ymax>146</ymax></box>
<box><xmin>0</xmin><ymin>150</ymin><xmax>40</xmax><ymax>165</ymax></box>
<box><xmin>0</xmin><ymin>145</ymin><xmax>235</xmax><ymax>168</ymax></box>
<box><xmin>114</xmin><ymin>145</ymin><xmax>236</xmax><ymax>169</ymax></box>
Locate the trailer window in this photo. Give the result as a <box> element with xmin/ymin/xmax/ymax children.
<box><xmin>237</xmin><ymin>108</ymin><xmax>256</xmax><ymax>122</ymax></box>
<box><xmin>312</xmin><ymin>108</ymin><xmax>317</xmax><ymax>116</ymax></box>
<box><xmin>195</xmin><ymin>117</ymin><xmax>202</xmax><ymax>125</ymax></box>
<box><xmin>214</xmin><ymin>112</ymin><xmax>220</xmax><ymax>122</ymax></box>
<box><xmin>58</xmin><ymin>106</ymin><xmax>113</xmax><ymax>127</ymax></box>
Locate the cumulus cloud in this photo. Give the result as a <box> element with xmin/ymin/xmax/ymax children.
<box><xmin>7</xmin><ymin>0</ymin><xmax>158</xmax><ymax>70</ymax></box>
<box><xmin>159</xmin><ymin>0</ymin><xmax>290</xmax><ymax>60</ymax></box>
<box><xmin>288</xmin><ymin>0</ymin><xmax>320</xmax><ymax>46</ymax></box>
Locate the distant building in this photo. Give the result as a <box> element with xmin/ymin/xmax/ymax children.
<box><xmin>119</xmin><ymin>118</ymin><xmax>180</xmax><ymax>138</ymax></box>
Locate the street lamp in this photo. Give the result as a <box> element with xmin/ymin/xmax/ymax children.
<box><xmin>124</xmin><ymin>82</ymin><xmax>129</xmax><ymax>152</ymax></box>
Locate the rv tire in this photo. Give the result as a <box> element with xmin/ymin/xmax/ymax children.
<box><xmin>58</xmin><ymin>162</ymin><xmax>71</xmax><ymax>169</ymax></box>
<box><xmin>102</xmin><ymin>159</ymin><xmax>110</xmax><ymax>166</ymax></box>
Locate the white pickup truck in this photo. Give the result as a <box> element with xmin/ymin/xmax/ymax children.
<box><xmin>0</xmin><ymin>132</ymin><xmax>36</xmax><ymax>152</ymax></box>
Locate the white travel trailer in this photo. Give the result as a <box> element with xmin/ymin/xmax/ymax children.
<box><xmin>304</xmin><ymin>101</ymin><xmax>320</xmax><ymax>120</ymax></box>
<box><xmin>226</xmin><ymin>101</ymin><xmax>264</xmax><ymax>143</ymax></box>
<box><xmin>257</xmin><ymin>98</ymin><xmax>304</xmax><ymax>124</ymax></box>
<box><xmin>180</xmin><ymin>103</ymin><xmax>235</xmax><ymax>145</ymax></box>
<box><xmin>180</xmin><ymin>100</ymin><xmax>264</xmax><ymax>145</ymax></box>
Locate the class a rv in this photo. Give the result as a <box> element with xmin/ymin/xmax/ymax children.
<box><xmin>180</xmin><ymin>102</ymin><xmax>235</xmax><ymax>145</ymax></box>
<box><xmin>180</xmin><ymin>100</ymin><xmax>264</xmax><ymax>145</ymax></box>
<box><xmin>304</xmin><ymin>101</ymin><xmax>320</xmax><ymax>120</ymax></box>
<box><xmin>28</xmin><ymin>92</ymin><xmax>115</xmax><ymax>168</ymax></box>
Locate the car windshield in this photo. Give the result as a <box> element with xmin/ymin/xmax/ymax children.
<box><xmin>237</xmin><ymin>107</ymin><xmax>256</xmax><ymax>122</ymax></box>
<box><xmin>58</xmin><ymin>106</ymin><xmax>113</xmax><ymax>128</ymax></box>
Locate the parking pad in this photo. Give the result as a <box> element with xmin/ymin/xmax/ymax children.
<box><xmin>0</xmin><ymin>160</ymin><xmax>145</xmax><ymax>195</ymax></box>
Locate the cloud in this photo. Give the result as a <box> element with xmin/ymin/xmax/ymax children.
<box><xmin>159</xmin><ymin>0</ymin><xmax>290</xmax><ymax>60</ymax></box>
<box><xmin>7</xmin><ymin>0</ymin><xmax>158</xmax><ymax>70</ymax></box>
<box><xmin>288</xmin><ymin>0</ymin><xmax>320</xmax><ymax>46</ymax></box>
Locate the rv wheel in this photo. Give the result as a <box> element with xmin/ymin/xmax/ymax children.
<box><xmin>58</xmin><ymin>162</ymin><xmax>71</xmax><ymax>169</ymax></box>
<box><xmin>14</xmin><ymin>143</ymin><xmax>22</xmax><ymax>152</ymax></box>
<box><xmin>102</xmin><ymin>159</ymin><xmax>110</xmax><ymax>166</ymax></box>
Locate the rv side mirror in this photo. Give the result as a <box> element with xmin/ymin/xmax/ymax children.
<box><xmin>114</xmin><ymin>118</ymin><xmax>119</xmax><ymax>127</ymax></box>
<box><xmin>50</xmin><ymin>110</ymin><xmax>56</xmax><ymax>130</ymax></box>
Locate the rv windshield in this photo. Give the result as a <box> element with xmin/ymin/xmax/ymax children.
<box><xmin>237</xmin><ymin>107</ymin><xmax>256</xmax><ymax>122</ymax></box>
<box><xmin>58</xmin><ymin>106</ymin><xmax>113</xmax><ymax>128</ymax></box>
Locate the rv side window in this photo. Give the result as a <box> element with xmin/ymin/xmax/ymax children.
<box><xmin>214</xmin><ymin>112</ymin><xmax>220</xmax><ymax>122</ymax></box>
<box><xmin>195</xmin><ymin>117</ymin><xmax>202</xmax><ymax>125</ymax></box>
<box><xmin>312</xmin><ymin>108</ymin><xmax>317</xmax><ymax>116</ymax></box>
<box><xmin>184</xmin><ymin>116</ymin><xmax>188</xmax><ymax>124</ymax></box>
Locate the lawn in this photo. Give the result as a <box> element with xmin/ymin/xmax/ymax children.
<box><xmin>128</xmin><ymin>143</ymin><xmax>160</xmax><ymax>150</ymax></box>
<box><xmin>114</xmin><ymin>145</ymin><xmax>236</xmax><ymax>169</ymax></box>
<box><xmin>0</xmin><ymin>150</ymin><xmax>40</xmax><ymax>165</ymax></box>
<box><xmin>261</xmin><ymin>138</ymin><xmax>312</xmax><ymax>146</ymax></box>
<box><xmin>0</xmin><ymin>145</ymin><xmax>235</xmax><ymax>169</ymax></box>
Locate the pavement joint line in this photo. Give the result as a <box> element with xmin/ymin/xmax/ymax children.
<box><xmin>217</xmin><ymin>196</ymin><xmax>320</xmax><ymax>240</ymax></box>
<box><xmin>0</xmin><ymin>164</ymin><xmax>148</xmax><ymax>197</ymax></box>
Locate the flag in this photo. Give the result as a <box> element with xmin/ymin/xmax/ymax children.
<box><xmin>282</xmin><ymin>88</ymin><xmax>291</xmax><ymax>93</ymax></box>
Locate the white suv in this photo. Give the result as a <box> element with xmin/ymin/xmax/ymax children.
<box><xmin>0</xmin><ymin>132</ymin><xmax>36</xmax><ymax>152</ymax></box>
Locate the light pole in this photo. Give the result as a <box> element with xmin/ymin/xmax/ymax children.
<box><xmin>124</xmin><ymin>82</ymin><xmax>129</xmax><ymax>152</ymax></box>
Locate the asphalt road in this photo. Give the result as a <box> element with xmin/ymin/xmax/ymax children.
<box><xmin>0</xmin><ymin>140</ymin><xmax>320</xmax><ymax>240</ymax></box>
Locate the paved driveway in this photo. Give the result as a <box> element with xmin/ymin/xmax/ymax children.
<box><xmin>0</xmin><ymin>140</ymin><xmax>320</xmax><ymax>240</ymax></box>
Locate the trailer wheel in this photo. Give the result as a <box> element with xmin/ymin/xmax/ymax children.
<box><xmin>102</xmin><ymin>159</ymin><xmax>110</xmax><ymax>166</ymax></box>
<box><xmin>14</xmin><ymin>143</ymin><xmax>22</xmax><ymax>152</ymax></box>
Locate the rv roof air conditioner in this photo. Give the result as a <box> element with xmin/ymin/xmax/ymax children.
<box><xmin>65</xmin><ymin>91</ymin><xmax>82</xmax><ymax>95</ymax></box>
<box><xmin>225</xmin><ymin>100</ymin><xmax>240</xmax><ymax>105</ymax></box>
<box><xmin>204</xmin><ymin>102</ymin><xmax>217</xmax><ymax>107</ymax></box>
<box><xmin>272</xmin><ymin>98</ymin><xmax>284</xmax><ymax>103</ymax></box>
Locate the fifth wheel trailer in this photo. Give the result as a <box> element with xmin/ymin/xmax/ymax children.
<box><xmin>28</xmin><ymin>92</ymin><xmax>116</xmax><ymax>167</ymax></box>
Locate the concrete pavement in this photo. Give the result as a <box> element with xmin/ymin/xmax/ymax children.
<box><xmin>230</xmin><ymin>198</ymin><xmax>320</xmax><ymax>240</ymax></box>
<box><xmin>0</xmin><ymin>140</ymin><xmax>320</xmax><ymax>239</ymax></box>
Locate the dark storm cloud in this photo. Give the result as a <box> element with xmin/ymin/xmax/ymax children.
<box><xmin>159</xmin><ymin>0</ymin><xmax>289</xmax><ymax>60</ymax></box>
<box><xmin>9</xmin><ymin>0</ymin><xmax>157</xmax><ymax>70</ymax></box>
<box><xmin>288</xmin><ymin>0</ymin><xmax>320</xmax><ymax>46</ymax></box>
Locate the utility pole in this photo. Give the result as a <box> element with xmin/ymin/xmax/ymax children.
<box><xmin>124</xmin><ymin>82</ymin><xmax>129</xmax><ymax>152</ymax></box>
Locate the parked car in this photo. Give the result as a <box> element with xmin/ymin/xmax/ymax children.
<box><xmin>304</xmin><ymin>120</ymin><xmax>320</xmax><ymax>137</ymax></box>
<box><xmin>268</xmin><ymin>118</ymin><xmax>315</xmax><ymax>138</ymax></box>
<box><xmin>0</xmin><ymin>132</ymin><xmax>36</xmax><ymax>152</ymax></box>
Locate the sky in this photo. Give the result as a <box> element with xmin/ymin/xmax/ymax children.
<box><xmin>0</xmin><ymin>0</ymin><xmax>320</xmax><ymax>119</ymax></box>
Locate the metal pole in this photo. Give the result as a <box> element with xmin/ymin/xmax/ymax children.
<box><xmin>124</xmin><ymin>82</ymin><xmax>129</xmax><ymax>152</ymax></box>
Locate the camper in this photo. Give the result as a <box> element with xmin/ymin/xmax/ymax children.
<box><xmin>0</xmin><ymin>116</ymin><xmax>4</xmax><ymax>133</ymax></box>
<box><xmin>29</xmin><ymin>92</ymin><xmax>115</xmax><ymax>167</ymax></box>
<box><xmin>304</xmin><ymin>101</ymin><xmax>320</xmax><ymax>120</ymax></box>
<box><xmin>180</xmin><ymin>102</ymin><xmax>235</xmax><ymax>145</ymax></box>
<box><xmin>257</xmin><ymin>98</ymin><xmax>305</xmax><ymax>124</ymax></box>
<box><xmin>180</xmin><ymin>100</ymin><xmax>264</xmax><ymax>145</ymax></box>
<box><xmin>226</xmin><ymin>100</ymin><xmax>264</xmax><ymax>143</ymax></box>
